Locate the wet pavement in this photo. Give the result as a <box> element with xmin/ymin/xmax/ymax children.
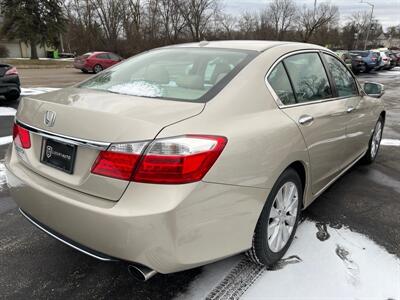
<box><xmin>0</xmin><ymin>68</ymin><xmax>399</xmax><ymax>299</ymax></box>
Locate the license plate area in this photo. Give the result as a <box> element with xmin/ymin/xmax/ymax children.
<box><xmin>40</xmin><ymin>138</ymin><xmax>77</xmax><ymax>174</ymax></box>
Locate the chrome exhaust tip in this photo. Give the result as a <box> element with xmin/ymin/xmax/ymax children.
<box><xmin>128</xmin><ymin>264</ymin><xmax>157</xmax><ymax>281</ymax></box>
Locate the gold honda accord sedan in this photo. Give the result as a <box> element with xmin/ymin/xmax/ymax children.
<box><xmin>5</xmin><ymin>41</ymin><xmax>385</xmax><ymax>280</ymax></box>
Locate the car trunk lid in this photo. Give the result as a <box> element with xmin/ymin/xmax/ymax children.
<box><xmin>15</xmin><ymin>87</ymin><xmax>204</xmax><ymax>201</ymax></box>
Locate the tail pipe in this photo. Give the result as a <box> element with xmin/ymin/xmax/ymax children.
<box><xmin>128</xmin><ymin>264</ymin><xmax>157</xmax><ymax>281</ymax></box>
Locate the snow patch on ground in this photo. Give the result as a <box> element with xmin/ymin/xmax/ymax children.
<box><xmin>0</xmin><ymin>161</ymin><xmax>7</xmax><ymax>192</ymax></box>
<box><xmin>0</xmin><ymin>107</ymin><xmax>16</xmax><ymax>117</ymax></box>
<box><xmin>178</xmin><ymin>220</ymin><xmax>400</xmax><ymax>300</ymax></box>
<box><xmin>21</xmin><ymin>87</ymin><xmax>60</xmax><ymax>96</ymax></box>
<box><xmin>376</xmin><ymin>70</ymin><xmax>400</xmax><ymax>76</ymax></box>
<box><xmin>0</xmin><ymin>136</ymin><xmax>12</xmax><ymax>146</ymax></box>
<box><xmin>381</xmin><ymin>138</ymin><xmax>400</xmax><ymax>147</ymax></box>
<box><xmin>108</xmin><ymin>82</ymin><xmax>162</xmax><ymax>98</ymax></box>
<box><xmin>244</xmin><ymin>221</ymin><xmax>400</xmax><ymax>300</ymax></box>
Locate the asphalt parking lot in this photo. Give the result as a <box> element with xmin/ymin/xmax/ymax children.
<box><xmin>0</xmin><ymin>68</ymin><xmax>399</xmax><ymax>299</ymax></box>
<box><xmin>17</xmin><ymin>68</ymin><xmax>93</xmax><ymax>88</ymax></box>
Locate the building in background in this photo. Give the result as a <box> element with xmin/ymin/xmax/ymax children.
<box><xmin>0</xmin><ymin>15</ymin><xmax>51</xmax><ymax>58</ymax></box>
<box><xmin>376</xmin><ymin>33</ymin><xmax>400</xmax><ymax>48</ymax></box>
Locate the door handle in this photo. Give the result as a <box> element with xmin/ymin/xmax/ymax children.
<box><xmin>347</xmin><ymin>106</ymin><xmax>355</xmax><ymax>113</ymax></box>
<box><xmin>298</xmin><ymin>115</ymin><xmax>314</xmax><ymax>125</ymax></box>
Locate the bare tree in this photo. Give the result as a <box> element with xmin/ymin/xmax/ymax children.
<box><xmin>64</xmin><ymin>0</ymin><xmax>103</xmax><ymax>53</ymax></box>
<box><xmin>237</xmin><ymin>11</ymin><xmax>259</xmax><ymax>39</ymax></box>
<box><xmin>158</xmin><ymin>0</ymin><xmax>186</xmax><ymax>43</ymax></box>
<box><xmin>267</xmin><ymin>0</ymin><xmax>296</xmax><ymax>40</ymax></box>
<box><xmin>121</xmin><ymin>0</ymin><xmax>143</xmax><ymax>42</ymax></box>
<box><xmin>174</xmin><ymin>0</ymin><xmax>220</xmax><ymax>41</ymax></box>
<box><xmin>143</xmin><ymin>0</ymin><xmax>161</xmax><ymax>42</ymax></box>
<box><xmin>296</xmin><ymin>2</ymin><xmax>339</xmax><ymax>42</ymax></box>
<box><xmin>216</xmin><ymin>13</ymin><xmax>237</xmax><ymax>39</ymax></box>
<box><xmin>61</xmin><ymin>0</ymin><xmax>393</xmax><ymax>58</ymax></box>
<box><xmin>91</xmin><ymin>0</ymin><xmax>124</xmax><ymax>48</ymax></box>
<box><xmin>342</xmin><ymin>11</ymin><xmax>383</xmax><ymax>49</ymax></box>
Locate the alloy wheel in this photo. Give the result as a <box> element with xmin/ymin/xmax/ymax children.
<box><xmin>94</xmin><ymin>65</ymin><xmax>103</xmax><ymax>73</ymax></box>
<box><xmin>371</xmin><ymin>121</ymin><xmax>382</xmax><ymax>159</ymax></box>
<box><xmin>267</xmin><ymin>182</ymin><xmax>298</xmax><ymax>253</ymax></box>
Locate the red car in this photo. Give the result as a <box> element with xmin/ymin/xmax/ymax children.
<box><xmin>73</xmin><ymin>51</ymin><xmax>123</xmax><ymax>73</ymax></box>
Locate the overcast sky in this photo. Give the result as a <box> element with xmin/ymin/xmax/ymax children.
<box><xmin>223</xmin><ymin>0</ymin><xmax>400</xmax><ymax>29</ymax></box>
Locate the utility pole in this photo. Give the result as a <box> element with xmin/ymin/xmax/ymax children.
<box><xmin>360</xmin><ymin>0</ymin><xmax>374</xmax><ymax>50</ymax></box>
<box><xmin>314</xmin><ymin>0</ymin><xmax>317</xmax><ymax>20</ymax></box>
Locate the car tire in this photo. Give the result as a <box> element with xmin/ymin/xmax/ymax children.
<box><xmin>4</xmin><ymin>90</ymin><xmax>20</xmax><ymax>102</ymax></box>
<box><xmin>364</xmin><ymin>64</ymin><xmax>370</xmax><ymax>73</ymax></box>
<box><xmin>93</xmin><ymin>64</ymin><xmax>103</xmax><ymax>74</ymax></box>
<box><xmin>246</xmin><ymin>168</ymin><xmax>302</xmax><ymax>267</ymax></box>
<box><xmin>82</xmin><ymin>69</ymin><xmax>89</xmax><ymax>73</ymax></box>
<box><xmin>361</xmin><ymin>116</ymin><xmax>384</xmax><ymax>164</ymax></box>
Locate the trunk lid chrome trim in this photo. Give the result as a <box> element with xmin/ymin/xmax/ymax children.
<box><xmin>16</xmin><ymin>120</ymin><xmax>110</xmax><ymax>151</ymax></box>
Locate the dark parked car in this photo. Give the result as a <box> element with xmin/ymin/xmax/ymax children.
<box><xmin>335</xmin><ymin>51</ymin><xmax>365</xmax><ymax>74</ymax></box>
<box><xmin>73</xmin><ymin>51</ymin><xmax>123</xmax><ymax>73</ymax></box>
<box><xmin>393</xmin><ymin>51</ymin><xmax>400</xmax><ymax>66</ymax></box>
<box><xmin>59</xmin><ymin>52</ymin><xmax>76</xmax><ymax>58</ymax></box>
<box><xmin>0</xmin><ymin>64</ymin><xmax>20</xmax><ymax>102</ymax></box>
<box><xmin>350</xmin><ymin>50</ymin><xmax>380</xmax><ymax>72</ymax></box>
<box><xmin>388</xmin><ymin>52</ymin><xmax>398</xmax><ymax>68</ymax></box>
<box><xmin>349</xmin><ymin>53</ymin><xmax>366</xmax><ymax>74</ymax></box>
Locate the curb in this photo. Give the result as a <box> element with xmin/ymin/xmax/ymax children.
<box><xmin>15</xmin><ymin>65</ymin><xmax>73</xmax><ymax>69</ymax></box>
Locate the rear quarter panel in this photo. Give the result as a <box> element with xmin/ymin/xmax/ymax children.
<box><xmin>157</xmin><ymin>45</ymin><xmax>312</xmax><ymax>203</ymax></box>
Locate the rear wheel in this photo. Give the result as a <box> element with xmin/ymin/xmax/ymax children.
<box><xmin>81</xmin><ymin>69</ymin><xmax>89</xmax><ymax>73</ymax></box>
<box><xmin>93</xmin><ymin>64</ymin><xmax>103</xmax><ymax>74</ymax></box>
<box><xmin>246</xmin><ymin>168</ymin><xmax>302</xmax><ymax>267</ymax></box>
<box><xmin>362</xmin><ymin>116</ymin><xmax>383</xmax><ymax>164</ymax></box>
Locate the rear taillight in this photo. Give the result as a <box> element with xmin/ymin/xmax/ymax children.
<box><xmin>91</xmin><ymin>135</ymin><xmax>227</xmax><ymax>184</ymax></box>
<box><xmin>13</xmin><ymin>124</ymin><xmax>31</xmax><ymax>149</ymax></box>
<box><xmin>5</xmin><ymin>67</ymin><xmax>18</xmax><ymax>76</ymax></box>
<box><xmin>134</xmin><ymin>135</ymin><xmax>227</xmax><ymax>184</ymax></box>
<box><xmin>91</xmin><ymin>142</ymin><xmax>147</xmax><ymax>180</ymax></box>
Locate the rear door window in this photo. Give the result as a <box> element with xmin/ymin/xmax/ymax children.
<box><xmin>267</xmin><ymin>62</ymin><xmax>296</xmax><ymax>105</ymax></box>
<box><xmin>96</xmin><ymin>53</ymin><xmax>109</xmax><ymax>59</ymax></box>
<box><xmin>323</xmin><ymin>54</ymin><xmax>358</xmax><ymax>97</ymax></box>
<box><xmin>284</xmin><ymin>53</ymin><xmax>332</xmax><ymax>103</ymax></box>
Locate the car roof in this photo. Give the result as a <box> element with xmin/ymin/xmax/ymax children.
<box><xmin>167</xmin><ymin>40</ymin><xmax>324</xmax><ymax>52</ymax></box>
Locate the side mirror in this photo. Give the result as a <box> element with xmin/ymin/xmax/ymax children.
<box><xmin>363</xmin><ymin>82</ymin><xmax>385</xmax><ymax>98</ymax></box>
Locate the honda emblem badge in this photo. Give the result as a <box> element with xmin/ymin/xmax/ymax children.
<box><xmin>44</xmin><ymin>111</ymin><xmax>56</xmax><ymax>127</ymax></box>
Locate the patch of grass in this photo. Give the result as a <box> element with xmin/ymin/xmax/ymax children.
<box><xmin>0</xmin><ymin>59</ymin><xmax>73</xmax><ymax>68</ymax></box>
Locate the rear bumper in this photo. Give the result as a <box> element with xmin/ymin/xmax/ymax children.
<box><xmin>365</xmin><ymin>62</ymin><xmax>378</xmax><ymax>69</ymax></box>
<box><xmin>5</xmin><ymin>145</ymin><xmax>267</xmax><ymax>273</ymax></box>
<box><xmin>0</xmin><ymin>77</ymin><xmax>20</xmax><ymax>95</ymax></box>
<box><xmin>73</xmin><ymin>62</ymin><xmax>91</xmax><ymax>71</ymax></box>
<box><xmin>0</xmin><ymin>84</ymin><xmax>20</xmax><ymax>95</ymax></box>
<box><xmin>20</xmin><ymin>208</ymin><xmax>117</xmax><ymax>261</ymax></box>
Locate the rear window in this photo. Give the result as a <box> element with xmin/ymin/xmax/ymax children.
<box><xmin>351</xmin><ymin>51</ymin><xmax>368</xmax><ymax>57</ymax></box>
<box><xmin>79</xmin><ymin>48</ymin><xmax>256</xmax><ymax>102</ymax></box>
<box><xmin>82</xmin><ymin>53</ymin><xmax>92</xmax><ymax>59</ymax></box>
